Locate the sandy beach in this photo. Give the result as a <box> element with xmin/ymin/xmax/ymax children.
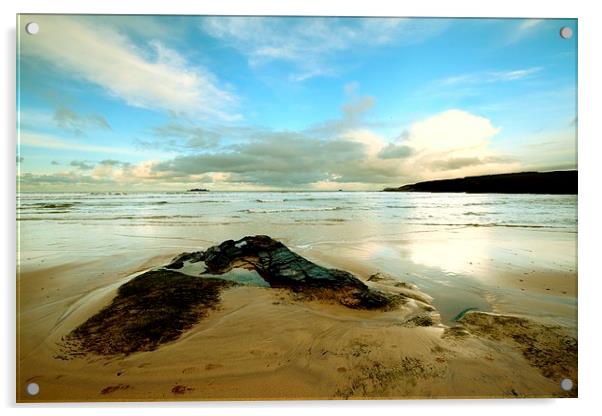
<box><xmin>16</xmin><ymin>193</ymin><xmax>578</xmax><ymax>401</ymax></box>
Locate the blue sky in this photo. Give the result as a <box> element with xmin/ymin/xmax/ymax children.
<box><xmin>17</xmin><ymin>15</ymin><xmax>577</xmax><ymax>191</ymax></box>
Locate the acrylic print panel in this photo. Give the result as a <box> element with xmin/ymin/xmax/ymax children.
<box><xmin>16</xmin><ymin>15</ymin><xmax>577</xmax><ymax>402</ymax></box>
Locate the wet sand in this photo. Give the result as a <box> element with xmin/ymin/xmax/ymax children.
<box><xmin>302</xmin><ymin>226</ymin><xmax>577</xmax><ymax>328</ymax></box>
<box><xmin>16</xmin><ymin>225</ymin><xmax>577</xmax><ymax>401</ymax></box>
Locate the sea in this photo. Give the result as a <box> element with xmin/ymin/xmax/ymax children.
<box><xmin>16</xmin><ymin>191</ymin><xmax>577</xmax><ymax>229</ymax></box>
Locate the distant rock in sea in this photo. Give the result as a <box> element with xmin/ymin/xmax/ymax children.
<box><xmin>383</xmin><ymin>170</ymin><xmax>577</xmax><ymax>195</ymax></box>
<box><xmin>187</xmin><ymin>188</ymin><xmax>209</xmax><ymax>192</ymax></box>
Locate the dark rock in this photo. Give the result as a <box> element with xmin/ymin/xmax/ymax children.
<box><xmin>68</xmin><ymin>270</ymin><xmax>234</xmax><ymax>355</ymax></box>
<box><xmin>367</xmin><ymin>273</ymin><xmax>385</xmax><ymax>282</ymax></box>
<box><xmin>165</xmin><ymin>251</ymin><xmax>205</xmax><ymax>269</ymax></box>
<box><xmin>201</xmin><ymin>235</ymin><xmax>398</xmax><ymax>309</ymax></box>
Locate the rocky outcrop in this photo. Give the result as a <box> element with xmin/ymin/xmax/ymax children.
<box><xmin>173</xmin><ymin>235</ymin><xmax>400</xmax><ymax>310</ymax></box>
<box><xmin>67</xmin><ymin>236</ymin><xmax>407</xmax><ymax>355</ymax></box>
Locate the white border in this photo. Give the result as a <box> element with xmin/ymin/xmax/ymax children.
<box><xmin>3</xmin><ymin>1</ymin><xmax>601</xmax><ymax>415</ymax></box>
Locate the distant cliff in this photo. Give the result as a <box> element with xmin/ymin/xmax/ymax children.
<box><xmin>383</xmin><ymin>170</ymin><xmax>577</xmax><ymax>195</ymax></box>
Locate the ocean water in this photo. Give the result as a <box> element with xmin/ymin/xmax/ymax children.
<box><xmin>17</xmin><ymin>191</ymin><xmax>577</xmax><ymax>229</ymax></box>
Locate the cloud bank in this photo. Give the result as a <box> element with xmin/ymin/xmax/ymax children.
<box><xmin>19</xmin><ymin>104</ymin><xmax>522</xmax><ymax>191</ymax></box>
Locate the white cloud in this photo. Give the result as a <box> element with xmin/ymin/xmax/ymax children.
<box><xmin>399</xmin><ymin>109</ymin><xmax>520</xmax><ymax>180</ymax></box>
<box><xmin>342</xmin><ymin>129</ymin><xmax>386</xmax><ymax>157</ymax></box>
<box><xmin>490</xmin><ymin>67</ymin><xmax>542</xmax><ymax>81</ymax></box>
<box><xmin>307</xmin><ymin>95</ymin><xmax>377</xmax><ymax>136</ymax></box>
<box><xmin>21</xmin><ymin>15</ymin><xmax>239</xmax><ymax>120</ymax></box>
<box><xmin>406</xmin><ymin>109</ymin><xmax>501</xmax><ymax>152</ymax></box>
<box><xmin>19</xmin><ymin>131</ymin><xmax>137</xmax><ymax>155</ymax></box>
<box><xmin>505</xmin><ymin>19</ymin><xmax>545</xmax><ymax>45</ymax></box>
<box><xmin>200</xmin><ymin>17</ymin><xmax>449</xmax><ymax>81</ymax></box>
<box><xmin>518</xmin><ymin>19</ymin><xmax>544</xmax><ymax>31</ymax></box>
<box><xmin>325</xmin><ymin>109</ymin><xmax>517</xmax><ymax>184</ymax></box>
<box><xmin>438</xmin><ymin>67</ymin><xmax>542</xmax><ymax>86</ymax></box>
<box><xmin>90</xmin><ymin>159</ymin><xmax>163</xmax><ymax>182</ymax></box>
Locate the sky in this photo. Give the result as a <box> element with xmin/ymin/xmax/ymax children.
<box><xmin>17</xmin><ymin>15</ymin><xmax>577</xmax><ymax>191</ymax></box>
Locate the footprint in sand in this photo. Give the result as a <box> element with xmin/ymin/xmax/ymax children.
<box><xmin>182</xmin><ymin>367</ymin><xmax>200</xmax><ymax>374</ymax></box>
<box><xmin>100</xmin><ymin>384</ymin><xmax>130</xmax><ymax>395</ymax></box>
<box><xmin>205</xmin><ymin>363</ymin><xmax>223</xmax><ymax>370</ymax></box>
<box><xmin>337</xmin><ymin>367</ymin><xmax>347</xmax><ymax>373</ymax></box>
<box><xmin>171</xmin><ymin>384</ymin><xmax>194</xmax><ymax>395</ymax></box>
